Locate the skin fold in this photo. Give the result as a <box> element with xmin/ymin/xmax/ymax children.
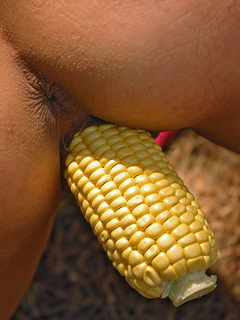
<box><xmin>0</xmin><ymin>0</ymin><xmax>239</xmax><ymax>318</ymax></box>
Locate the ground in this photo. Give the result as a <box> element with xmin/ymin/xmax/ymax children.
<box><xmin>13</xmin><ymin>129</ymin><xmax>240</xmax><ymax>320</ymax></box>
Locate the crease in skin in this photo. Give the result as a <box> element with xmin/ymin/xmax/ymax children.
<box><xmin>0</xmin><ymin>0</ymin><xmax>236</xmax><ymax>134</ymax></box>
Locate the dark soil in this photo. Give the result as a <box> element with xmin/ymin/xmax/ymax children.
<box><xmin>12</xmin><ymin>129</ymin><xmax>240</xmax><ymax>320</ymax></box>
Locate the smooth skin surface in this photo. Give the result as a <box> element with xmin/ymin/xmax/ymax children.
<box><xmin>0</xmin><ymin>1</ymin><xmax>239</xmax><ymax>318</ymax></box>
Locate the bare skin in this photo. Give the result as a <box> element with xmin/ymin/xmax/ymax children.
<box><xmin>0</xmin><ymin>1</ymin><xmax>240</xmax><ymax>318</ymax></box>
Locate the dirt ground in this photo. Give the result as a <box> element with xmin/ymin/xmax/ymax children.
<box><xmin>12</xmin><ymin>129</ymin><xmax>240</xmax><ymax>320</ymax></box>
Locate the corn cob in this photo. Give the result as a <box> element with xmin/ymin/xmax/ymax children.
<box><xmin>64</xmin><ymin>124</ymin><xmax>218</xmax><ymax>306</ymax></box>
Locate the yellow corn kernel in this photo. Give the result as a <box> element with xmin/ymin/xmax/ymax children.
<box><xmin>64</xmin><ymin>124</ymin><xmax>218</xmax><ymax>306</ymax></box>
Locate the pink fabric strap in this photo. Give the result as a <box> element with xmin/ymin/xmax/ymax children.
<box><xmin>155</xmin><ymin>130</ymin><xmax>178</xmax><ymax>148</ymax></box>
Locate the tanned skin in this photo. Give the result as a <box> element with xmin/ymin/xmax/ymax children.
<box><xmin>0</xmin><ymin>1</ymin><xmax>239</xmax><ymax>318</ymax></box>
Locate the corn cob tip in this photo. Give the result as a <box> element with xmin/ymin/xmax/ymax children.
<box><xmin>162</xmin><ymin>270</ymin><xmax>217</xmax><ymax>306</ymax></box>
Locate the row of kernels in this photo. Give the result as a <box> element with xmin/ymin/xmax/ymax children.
<box><xmin>109</xmin><ymin>196</ymin><xmax>127</xmax><ymax>212</ymax></box>
<box><xmin>113</xmin><ymin>250</ymin><xmax>126</xmax><ymax>265</ymax></box>
<box><xmin>76</xmin><ymin>174</ymin><xmax>88</xmax><ymax>190</ymax></box>
<box><xmin>94</xmin><ymin>220</ymin><xmax>104</xmax><ymax>235</ymax></box>
<box><xmin>113</xmin><ymin>171</ymin><xmax>131</xmax><ymax>186</ymax></box>
<box><xmin>105</xmin><ymin>189</ymin><xmax>122</xmax><ymax>203</ymax></box>
<box><xmin>163</xmin><ymin>196</ymin><xmax>179</xmax><ymax>209</ymax></box>
<box><xmin>144</xmin><ymin>244</ymin><xmax>160</xmax><ymax>263</ymax></box>
<box><xmin>151</xmin><ymin>153</ymin><xmax>167</xmax><ymax>164</ymax></box>
<box><xmin>89</xmin><ymin>213</ymin><xmax>100</xmax><ymax>230</ymax></box>
<box><xmin>129</xmin><ymin>231</ymin><xmax>145</xmax><ymax>248</ymax></box>
<box><xmin>99</xmin><ymin>230</ymin><xmax>110</xmax><ymax>244</ymax></box>
<box><xmin>163</xmin><ymin>216</ymin><xmax>180</xmax><ymax>233</ymax></box>
<box><xmin>87</xmin><ymin>188</ymin><xmax>101</xmax><ymax>203</ymax></box>
<box><xmin>149</xmin><ymin>172</ymin><xmax>166</xmax><ymax>184</ymax></box>
<box><xmin>104</xmin><ymin>157</ymin><xmax>120</xmax><ymax>173</ymax></box>
<box><xmin>157</xmin><ymin>233</ymin><xmax>176</xmax><ymax>251</ymax></box>
<box><xmin>151</xmin><ymin>245</ymin><xmax>210</xmax><ymax>279</ymax></box>
<box><xmin>105</xmin><ymin>218</ymin><xmax>120</xmax><ymax>232</ymax></box>
<box><xmin>112</xmin><ymin>141</ymin><xmax>128</xmax><ymax>153</ymax></box>
<box><xmin>100</xmin><ymin>208</ymin><xmax>115</xmax><ymax>224</ymax></box>
<box><xmin>96</xmin><ymin>201</ymin><xmax>109</xmax><ymax>216</ymax></box>
<box><xmin>71</xmin><ymin>143</ymin><xmax>89</xmax><ymax>161</ymax></box>
<box><xmin>135</xmin><ymin>174</ymin><xmax>151</xmax><ymax>187</ymax></box>
<box><xmin>187</xmin><ymin>256</ymin><xmax>206</xmax><ymax>272</ymax></box>
<box><xmin>81</xmin><ymin>127</ymin><xmax>102</xmax><ymax>144</ymax></box>
<box><xmin>119</xmin><ymin>177</ymin><xmax>135</xmax><ymax>193</ymax></box>
<box><xmin>121</xmin><ymin>157</ymin><xmax>139</xmax><ymax>170</ymax></box>
<box><xmin>154</xmin><ymin>178</ymin><xmax>171</xmax><ymax>191</ymax></box>
<box><xmin>149</xmin><ymin>202</ymin><xmax>166</xmax><ymax>216</ymax></box>
<box><xmin>189</xmin><ymin>220</ymin><xmax>203</xmax><ymax>233</ymax></box>
<box><xmin>95</xmin><ymin>174</ymin><xmax>111</xmax><ymax>189</ymax></box>
<box><xmin>115</xmin><ymin>237</ymin><xmax>129</xmax><ymax>252</ymax></box>
<box><xmin>100</xmin><ymin>125</ymin><xmax>119</xmax><ymax>136</ymax></box>
<box><xmin>120</xmin><ymin>213</ymin><xmax>136</xmax><ymax>227</ymax></box>
<box><xmin>152</xmin><ymin>252</ymin><xmax>170</xmax><ymax>272</ymax></box>
<box><xmin>100</xmin><ymin>180</ymin><xmax>117</xmax><ymax>195</ymax></box>
<box><xmin>130</xmin><ymin>142</ymin><xmax>146</xmax><ymax>153</ymax></box>
<box><xmin>179</xmin><ymin>211</ymin><xmax>195</xmax><ymax>225</ymax></box>
<box><xmin>140</xmin><ymin>183</ymin><xmax>158</xmax><ymax>197</ymax></box>
<box><xmin>170</xmin><ymin>203</ymin><xmax>186</xmax><ymax>216</ymax></box>
<box><xmin>133</xmin><ymin>262</ymin><xmax>148</xmax><ymax>279</ymax></box>
<box><xmin>124</xmin><ymin>186</ymin><xmax>140</xmax><ymax>201</ymax></box>
<box><xmin>74</xmin><ymin>194</ymin><xmax>212</xmax><ymax>285</ymax></box>
<box><xmin>137</xmin><ymin>214</ymin><xmax>155</xmax><ymax>230</ymax></box>
<box><xmin>83</xmin><ymin>205</ymin><xmax>93</xmax><ymax>223</ymax></box>
<box><xmin>184</xmin><ymin>243</ymin><xmax>202</xmax><ymax>259</ymax></box>
<box><xmin>68</xmin><ymin>129</ymin><xmax>211</xmax><ymax>258</ymax></box>
<box><xmin>132</xmin><ymin>203</ymin><xmax>149</xmax><ymax>219</ymax></box>
<box><xmin>111</xmin><ymin>227</ymin><xmax>124</xmax><ymax>240</ymax></box>
<box><xmin>171</xmin><ymin>224</ymin><xmax>190</xmax><ymax>240</ymax></box>
<box><xmin>161</xmin><ymin>265</ymin><xmax>179</xmax><ymax>280</ymax></box>
<box><xmin>67</xmin><ymin>161</ymin><xmax>80</xmax><ymax>176</ymax></box>
<box><xmin>69</xmin><ymin>181</ymin><xmax>79</xmax><ymax>198</ymax></box>
<box><xmin>107</xmin><ymin>135</ymin><xmax>124</xmax><ymax>147</ymax></box>
<box><xmin>135</xmin><ymin>149</ymin><xmax>152</xmax><ymax>160</ymax></box>
<box><xmin>166</xmin><ymin>244</ymin><xmax>184</xmax><ymax>264</ymax></box>
<box><xmin>88</xmin><ymin>137</ymin><xmax>107</xmax><ymax>153</ymax></box>
<box><xmin>143</xmin><ymin>266</ymin><xmax>162</xmax><ymax>287</ymax></box>
<box><xmin>117</xmin><ymin>147</ymin><xmax>135</xmax><ymax>159</ymax></box>
<box><xmin>82</xmin><ymin>181</ymin><xmax>95</xmax><ymax>195</ymax></box>
<box><xmin>144</xmin><ymin>164</ymin><xmax>162</xmax><ymax>176</ymax></box>
<box><xmin>115</xmin><ymin>206</ymin><xmax>130</xmax><ymax>220</ymax></box>
<box><xmin>129</xmin><ymin>250</ymin><xmax>145</xmax><ymax>266</ymax></box>
<box><xmin>110</xmin><ymin>164</ymin><xmax>127</xmax><ymax>178</ymax></box>
<box><xmin>156</xmin><ymin>209</ymin><xmax>172</xmax><ymax>224</ymax></box>
<box><xmin>78</xmin><ymin>155</ymin><xmax>94</xmax><ymax>171</ymax></box>
<box><xmin>94</xmin><ymin>144</ymin><xmax>111</xmax><ymax>159</ymax></box>
<box><xmin>98</xmin><ymin>149</ymin><xmax>115</xmax><ymax>167</ymax></box>
<box><xmin>68</xmin><ymin>132</ymin><xmax>83</xmax><ymax>151</ymax></box>
<box><xmin>125</xmin><ymin>135</ymin><xmax>143</xmax><ymax>145</ymax></box>
<box><xmin>127</xmin><ymin>165</ymin><xmax>143</xmax><ymax>178</ymax></box>
<box><xmin>124</xmin><ymin>224</ymin><xmax>138</xmax><ymax>239</ymax></box>
<box><xmin>127</xmin><ymin>195</ymin><xmax>145</xmax><ymax>210</ymax></box>
<box><xmin>145</xmin><ymin>222</ymin><xmax>164</xmax><ymax>239</ymax></box>
<box><xmin>138</xmin><ymin>238</ymin><xmax>155</xmax><ymax>254</ymax></box>
<box><xmin>139</xmin><ymin>157</ymin><xmax>155</xmax><ymax>168</ymax></box>
<box><xmin>145</xmin><ymin>193</ymin><xmax>162</xmax><ymax>206</ymax></box>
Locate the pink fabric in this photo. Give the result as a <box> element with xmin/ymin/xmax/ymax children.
<box><xmin>155</xmin><ymin>130</ymin><xmax>178</xmax><ymax>148</ymax></box>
